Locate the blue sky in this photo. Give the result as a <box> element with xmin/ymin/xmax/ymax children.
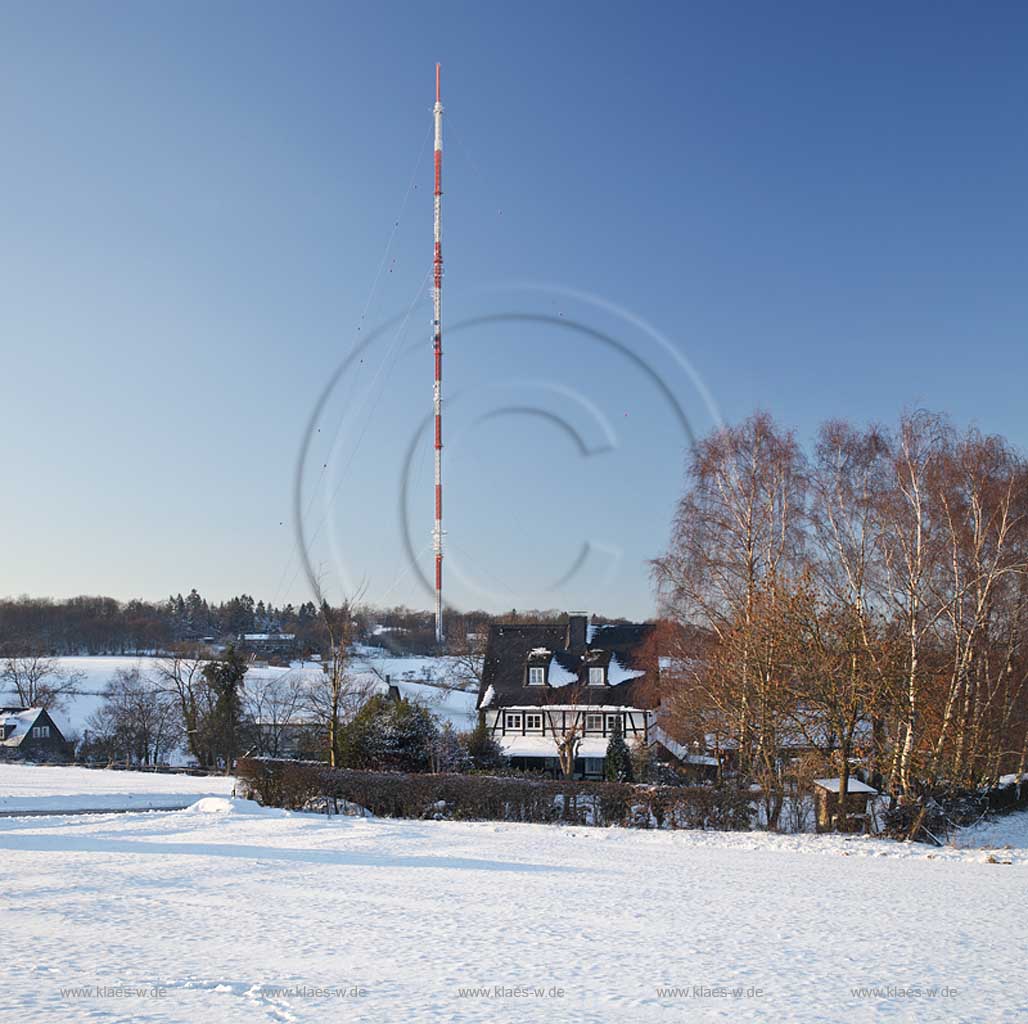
<box><xmin>2</xmin><ymin>3</ymin><xmax>1027</xmax><ymax>620</ymax></box>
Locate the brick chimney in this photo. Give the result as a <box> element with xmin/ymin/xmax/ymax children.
<box><xmin>566</xmin><ymin>612</ymin><xmax>588</xmax><ymax>654</ymax></box>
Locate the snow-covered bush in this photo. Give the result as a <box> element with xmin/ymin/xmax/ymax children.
<box><xmin>336</xmin><ymin>694</ymin><xmax>439</xmax><ymax>773</ymax></box>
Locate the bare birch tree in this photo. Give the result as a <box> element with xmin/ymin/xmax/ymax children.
<box><xmin>653</xmin><ymin>413</ymin><xmax>807</xmax><ymax>827</ymax></box>
<box><xmin>155</xmin><ymin>649</ymin><xmax>216</xmax><ymax>766</ymax></box>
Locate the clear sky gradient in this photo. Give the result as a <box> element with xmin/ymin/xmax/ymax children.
<box><xmin>2</xmin><ymin>3</ymin><xmax>1027</xmax><ymax>620</ymax></box>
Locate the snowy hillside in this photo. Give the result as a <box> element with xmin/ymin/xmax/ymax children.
<box><xmin>1</xmin><ymin>652</ymin><xmax>479</xmax><ymax>761</ymax></box>
<box><xmin>1</xmin><ymin>786</ymin><xmax>1025</xmax><ymax>1022</ymax></box>
<box><xmin>347</xmin><ymin>645</ymin><xmax>478</xmax><ymax>728</ymax></box>
<box><xmin>0</xmin><ymin>656</ymin><xmax>142</xmax><ymax>741</ymax></box>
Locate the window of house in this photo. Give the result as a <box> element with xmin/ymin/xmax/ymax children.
<box><xmin>32</xmin><ymin>725</ymin><xmax>50</xmax><ymax>739</ymax></box>
<box><xmin>605</xmin><ymin>714</ymin><xmax>621</xmax><ymax>732</ymax></box>
<box><xmin>588</xmin><ymin>666</ymin><xmax>606</xmax><ymax>686</ymax></box>
<box><xmin>504</xmin><ymin>713</ymin><xmax>523</xmax><ymax>730</ymax></box>
<box><xmin>528</xmin><ymin>666</ymin><xmax>546</xmax><ymax>686</ymax></box>
<box><xmin>525</xmin><ymin>713</ymin><xmax>543</xmax><ymax>731</ymax></box>
<box><xmin>585</xmin><ymin>713</ymin><xmax>603</xmax><ymax>731</ymax></box>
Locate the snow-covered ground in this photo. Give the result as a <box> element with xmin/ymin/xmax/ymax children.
<box><xmin>2</xmin><ymin>768</ymin><xmax>1026</xmax><ymax>1023</ymax></box>
<box><xmin>0</xmin><ymin>764</ymin><xmax>234</xmax><ymax>814</ymax></box>
<box><xmin>948</xmin><ymin>805</ymin><xmax>1028</xmax><ymax>854</ymax></box>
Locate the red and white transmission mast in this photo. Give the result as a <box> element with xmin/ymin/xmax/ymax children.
<box><xmin>432</xmin><ymin>63</ymin><xmax>444</xmax><ymax>645</ymax></box>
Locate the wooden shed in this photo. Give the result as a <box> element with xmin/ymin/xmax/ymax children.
<box><xmin>813</xmin><ymin>777</ymin><xmax>878</xmax><ymax>834</ymax></box>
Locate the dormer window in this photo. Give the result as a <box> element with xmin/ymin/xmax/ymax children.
<box><xmin>588</xmin><ymin>666</ymin><xmax>606</xmax><ymax>686</ymax></box>
<box><xmin>528</xmin><ymin>666</ymin><xmax>546</xmax><ymax>686</ymax></box>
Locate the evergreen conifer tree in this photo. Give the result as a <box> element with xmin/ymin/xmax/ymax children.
<box><xmin>461</xmin><ymin>718</ymin><xmax>508</xmax><ymax>773</ymax></box>
<box><xmin>202</xmin><ymin>645</ymin><xmax>247</xmax><ymax>771</ymax></box>
<box><xmin>604</xmin><ymin>716</ymin><xmax>633</xmax><ymax>782</ymax></box>
<box><xmin>629</xmin><ymin>735</ymin><xmax>657</xmax><ymax>783</ymax></box>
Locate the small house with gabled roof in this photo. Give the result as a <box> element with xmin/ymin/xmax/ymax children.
<box><xmin>0</xmin><ymin>707</ymin><xmax>73</xmax><ymax>762</ymax></box>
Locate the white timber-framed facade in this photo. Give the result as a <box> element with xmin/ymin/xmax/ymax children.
<box><xmin>476</xmin><ymin>613</ymin><xmax>662</xmax><ymax>780</ymax></box>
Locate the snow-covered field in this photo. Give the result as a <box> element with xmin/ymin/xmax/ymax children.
<box><xmin>2</xmin><ymin>766</ymin><xmax>1026</xmax><ymax>1023</ymax></box>
<box><xmin>0</xmin><ymin>764</ymin><xmax>234</xmax><ymax>814</ymax></box>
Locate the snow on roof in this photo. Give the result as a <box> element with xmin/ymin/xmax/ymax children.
<box><xmin>498</xmin><ymin>703</ymin><xmax>650</xmax><ymax>713</ymax></box>
<box><xmin>480</xmin><ymin>685</ymin><xmax>496</xmax><ymax>708</ymax></box>
<box><xmin>648</xmin><ymin>726</ymin><xmax>719</xmax><ymax>766</ymax></box>
<box><xmin>0</xmin><ymin>708</ymin><xmax>44</xmax><ymax>747</ymax></box>
<box><xmin>685</xmin><ymin>753</ymin><xmax>720</xmax><ymax>766</ymax></box>
<box><xmin>499</xmin><ymin>735</ymin><xmax>611</xmax><ymax>758</ymax></box>
<box><xmin>251</xmin><ymin>717</ymin><xmax>317</xmax><ymax>727</ymax></box>
<box><xmin>607</xmin><ymin>654</ymin><xmax>644</xmax><ymax>686</ymax></box>
<box><xmin>813</xmin><ymin>777</ymin><xmax>878</xmax><ymax>794</ymax></box>
<box><xmin>529</xmin><ymin>647</ymin><xmax>551</xmax><ymax>657</ymax></box>
<box><xmin>546</xmin><ymin>656</ymin><xmax>579</xmax><ymax>687</ymax></box>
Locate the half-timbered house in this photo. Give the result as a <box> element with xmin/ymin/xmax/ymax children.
<box><xmin>476</xmin><ymin>613</ymin><xmax>662</xmax><ymax>779</ymax></box>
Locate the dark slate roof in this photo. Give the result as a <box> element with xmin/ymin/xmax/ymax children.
<box><xmin>0</xmin><ymin>706</ymin><xmax>62</xmax><ymax>747</ymax></box>
<box><xmin>477</xmin><ymin>620</ymin><xmax>660</xmax><ymax>710</ymax></box>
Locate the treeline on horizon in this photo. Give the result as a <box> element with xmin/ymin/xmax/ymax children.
<box><xmin>0</xmin><ymin>593</ymin><xmax>630</xmax><ymax>658</ymax></box>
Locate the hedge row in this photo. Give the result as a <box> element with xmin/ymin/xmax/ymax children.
<box><xmin>235</xmin><ymin>757</ymin><xmax>752</xmax><ymax>830</ymax></box>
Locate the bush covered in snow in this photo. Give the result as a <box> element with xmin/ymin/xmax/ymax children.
<box><xmin>336</xmin><ymin>694</ymin><xmax>440</xmax><ymax>773</ymax></box>
<box><xmin>236</xmin><ymin>756</ymin><xmax>752</xmax><ymax>830</ymax></box>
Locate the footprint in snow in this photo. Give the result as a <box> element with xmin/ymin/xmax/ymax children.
<box><xmin>146</xmin><ymin>978</ymin><xmax>299</xmax><ymax>1024</ymax></box>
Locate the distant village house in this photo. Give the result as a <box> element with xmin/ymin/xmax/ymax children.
<box><xmin>238</xmin><ymin>633</ymin><xmax>297</xmax><ymax>659</ymax></box>
<box><xmin>0</xmin><ymin>707</ymin><xmax>73</xmax><ymax>762</ymax></box>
